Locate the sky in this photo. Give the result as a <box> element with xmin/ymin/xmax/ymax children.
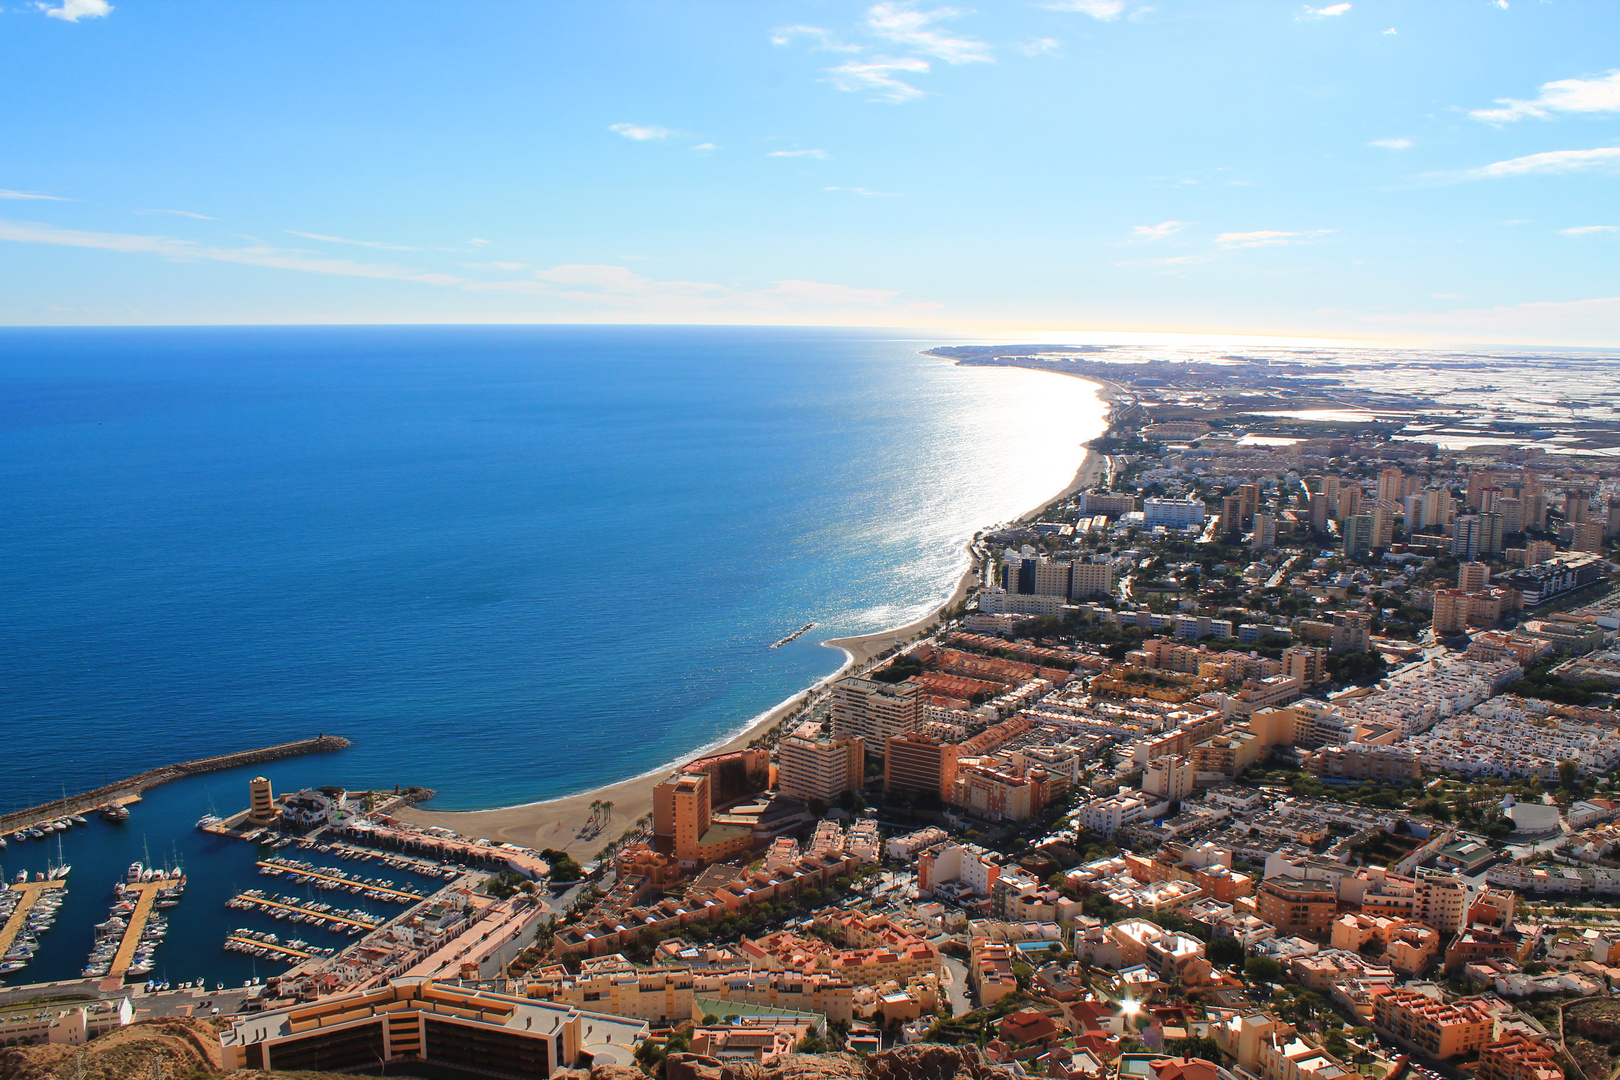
<box><xmin>1</xmin><ymin>0</ymin><xmax>1618</xmax><ymax>344</ymax></box>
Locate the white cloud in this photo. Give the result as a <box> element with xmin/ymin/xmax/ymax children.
<box><xmin>1561</xmin><ymin>225</ymin><xmax>1619</xmax><ymax>236</ymax></box>
<box><xmin>36</xmin><ymin>0</ymin><xmax>110</xmax><ymax>21</ymax></box>
<box><xmin>1460</xmin><ymin>146</ymin><xmax>1620</xmax><ymax>179</ymax></box>
<box><xmin>770</xmin><ymin>25</ymin><xmax>864</xmax><ymax>52</ymax></box>
<box><xmin>827</xmin><ymin>57</ymin><xmax>931</xmax><ymax>102</ymax></box>
<box><xmin>768</xmin><ymin>149</ymin><xmax>830</xmax><ymax>159</ymax></box>
<box><xmin>285</xmin><ymin>230</ymin><xmax>419</xmax><ymax>251</ymax></box>
<box><xmin>690</xmin><ymin>143</ymin><xmax>718</xmax><ymax>153</ymax></box>
<box><xmin>467</xmin><ymin>238</ymin><xmax>491</xmax><ymax>247</ymax></box>
<box><xmin>1470</xmin><ymin>70</ymin><xmax>1620</xmax><ymax>124</ymax></box>
<box><xmin>1369</xmin><ymin>137</ymin><xmax>1412</xmax><ymax>149</ymax></box>
<box><xmin>0</xmin><ymin>219</ymin><xmax>463</xmax><ymax>286</ymax></box>
<box><xmin>1019</xmin><ymin>38</ymin><xmax>1062</xmax><ymax>56</ymax></box>
<box><xmin>467</xmin><ymin>264</ymin><xmax>907</xmax><ymax>313</ymax></box>
<box><xmin>1216</xmin><ymin>229</ymin><xmax>1332</xmax><ymax>248</ymax></box>
<box><xmin>608</xmin><ymin>123</ymin><xmax>670</xmax><ymax>141</ymax></box>
<box><xmin>824</xmin><ymin>186</ymin><xmax>902</xmax><ymax>196</ymax></box>
<box><xmin>1133</xmin><ymin>220</ymin><xmax>1186</xmax><ymax>240</ymax></box>
<box><xmin>1490</xmin><ymin>0</ymin><xmax>1508</xmax><ymax>9</ymax></box>
<box><xmin>1383</xmin><ymin>27</ymin><xmax>1397</xmax><ymax>34</ymax></box>
<box><xmin>0</xmin><ymin>189</ymin><xmax>67</xmax><ymax>201</ymax></box>
<box><xmin>136</xmin><ymin>209</ymin><xmax>216</xmax><ymax>220</ymax></box>
<box><xmin>1300</xmin><ymin>3</ymin><xmax>1351</xmax><ymax>18</ymax></box>
<box><xmin>864</xmin><ymin>2</ymin><xmax>991</xmax><ymax>64</ymax></box>
<box><xmin>1044</xmin><ymin>0</ymin><xmax>1125</xmax><ymax>20</ymax></box>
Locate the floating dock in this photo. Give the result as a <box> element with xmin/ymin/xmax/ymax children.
<box><xmin>0</xmin><ymin>880</ymin><xmax>67</xmax><ymax>960</ymax></box>
<box><xmin>225</xmin><ymin>935</ymin><xmax>311</xmax><ymax>960</ymax></box>
<box><xmin>254</xmin><ymin>863</ymin><xmax>424</xmax><ymax>903</ymax></box>
<box><xmin>228</xmin><ymin>892</ymin><xmax>381</xmax><ymax>931</ymax></box>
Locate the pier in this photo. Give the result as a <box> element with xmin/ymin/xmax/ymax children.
<box><xmin>255</xmin><ymin>863</ymin><xmax>425</xmax><ymax>903</ymax></box>
<box><xmin>0</xmin><ymin>880</ymin><xmax>66</xmax><ymax>960</ymax></box>
<box><xmin>227</xmin><ymin>892</ymin><xmax>381</xmax><ymax>931</ymax></box>
<box><xmin>0</xmin><ymin>735</ymin><xmax>351</xmax><ymax>835</ymax></box>
<box><xmin>225</xmin><ymin>935</ymin><xmax>311</xmax><ymax>961</ymax></box>
<box><xmin>100</xmin><ymin>882</ymin><xmax>165</xmax><ymax>991</ymax></box>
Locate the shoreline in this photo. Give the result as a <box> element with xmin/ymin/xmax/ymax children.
<box><xmin>400</xmin><ymin>370</ymin><xmax>1121</xmax><ymax>858</ymax></box>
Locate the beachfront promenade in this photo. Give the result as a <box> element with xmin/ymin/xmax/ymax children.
<box><xmin>0</xmin><ymin>735</ymin><xmax>351</xmax><ymax>835</ymax></box>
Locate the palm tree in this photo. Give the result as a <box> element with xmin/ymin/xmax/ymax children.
<box><xmin>602</xmin><ymin>801</ymin><xmax>614</xmax><ymax>825</ymax></box>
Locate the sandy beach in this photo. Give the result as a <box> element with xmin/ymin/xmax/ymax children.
<box><xmin>400</xmin><ymin>372</ymin><xmax>1121</xmax><ymax>859</ymax></box>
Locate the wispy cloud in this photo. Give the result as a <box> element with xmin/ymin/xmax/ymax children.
<box><xmin>1045</xmin><ymin>0</ymin><xmax>1125</xmax><ymax>19</ymax></box>
<box><xmin>1489</xmin><ymin>0</ymin><xmax>1508</xmax><ymax>9</ymax></box>
<box><xmin>467</xmin><ymin>264</ymin><xmax>908</xmax><ymax>313</ymax></box>
<box><xmin>0</xmin><ymin>219</ymin><xmax>463</xmax><ymax>286</ymax></box>
<box><xmin>1133</xmin><ymin>220</ymin><xmax>1186</xmax><ymax>240</ymax></box>
<box><xmin>828</xmin><ymin>57</ymin><xmax>932</xmax><ymax>102</ymax></box>
<box><xmin>1299</xmin><ymin>3</ymin><xmax>1351</xmax><ymax>18</ymax></box>
<box><xmin>285</xmin><ymin>230</ymin><xmax>419</xmax><ymax>251</ymax></box>
<box><xmin>1470</xmin><ymin>70</ymin><xmax>1620</xmax><ymax>124</ymax></box>
<box><xmin>1383</xmin><ymin>27</ymin><xmax>1397</xmax><ymax>34</ymax></box>
<box><xmin>35</xmin><ymin>0</ymin><xmax>111</xmax><ymax>22</ymax></box>
<box><xmin>1459</xmin><ymin>146</ymin><xmax>1620</xmax><ymax>179</ymax></box>
<box><xmin>824</xmin><ymin>186</ymin><xmax>902</xmax><ymax>197</ymax></box>
<box><xmin>1</xmin><ymin>189</ymin><xmax>68</xmax><ymax>201</ymax></box>
<box><xmin>770</xmin><ymin>25</ymin><xmax>863</xmax><ymax>52</ymax></box>
<box><xmin>690</xmin><ymin>143</ymin><xmax>718</xmax><ymax>153</ymax></box>
<box><xmin>1019</xmin><ymin>38</ymin><xmax>1062</xmax><ymax>56</ymax></box>
<box><xmin>865</xmin><ymin>2</ymin><xmax>992</xmax><ymax>64</ymax></box>
<box><xmin>136</xmin><ymin>209</ymin><xmax>216</xmax><ymax>220</ymax></box>
<box><xmin>608</xmin><ymin>123</ymin><xmax>670</xmax><ymax>141</ymax></box>
<box><xmin>1561</xmin><ymin>225</ymin><xmax>1619</xmax><ymax>236</ymax></box>
<box><xmin>768</xmin><ymin>149</ymin><xmax>830</xmax><ymax>160</ymax></box>
<box><xmin>1216</xmin><ymin>229</ymin><xmax>1332</xmax><ymax>249</ymax></box>
<box><xmin>1369</xmin><ymin>137</ymin><xmax>1412</xmax><ymax>149</ymax></box>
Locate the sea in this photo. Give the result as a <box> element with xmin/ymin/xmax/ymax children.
<box><xmin>0</xmin><ymin>325</ymin><xmax>1106</xmax><ymax>987</ymax></box>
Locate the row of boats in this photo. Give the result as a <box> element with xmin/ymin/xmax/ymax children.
<box><xmin>322</xmin><ymin>844</ymin><xmax>463</xmax><ymax>879</ymax></box>
<box><xmin>224</xmin><ymin>929</ymin><xmax>338</xmax><ymax>961</ymax></box>
<box><xmin>257</xmin><ymin>858</ymin><xmax>428</xmax><ymax>903</ymax></box>
<box><xmin>225</xmin><ymin>890</ymin><xmax>382</xmax><ymax>934</ymax></box>
<box><xmin>0</xmin><ymin>886</ymin><xmax>64</xmax><ymax>975</ymax></box>
<box><xmin>81</xmin><ymin>864</ymin><xmax>185</xmax><ymax>979</ymax></box>
<box><xmin>5</xmin><ymin>814</ymin><xmax>88</xmax><ymax>848</ymax></box>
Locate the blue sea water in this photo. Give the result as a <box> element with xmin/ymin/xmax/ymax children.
<box><xmin>1</xmin><ymin>326</ymin><xmax>1106</xmax><ymax>810</ymax></box>
<box><xmin>0</xmin><ymin>326</ymin><xmax>1106</xmax><ymax>985</ymax></box>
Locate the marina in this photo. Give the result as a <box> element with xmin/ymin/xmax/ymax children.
<box><xmin>223</xmin><ymin>933</ymin><xmax>316</xmax><ymax>962</ymax></box>
<box><xmin>0</xmin><ymin>880</ymin><xmax>66</xmax><ymax>977</ymax></box>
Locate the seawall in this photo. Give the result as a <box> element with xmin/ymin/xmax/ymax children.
<box><xmin>0</xmin><ymin>735</ymin><xmax>351</xmax><ymax>832</ymax></box>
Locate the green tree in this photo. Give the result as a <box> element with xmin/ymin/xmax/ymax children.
<box><xmin>1207</xmin><ymin>936</ymin><xmax>1245</xmax><ymax>968</ymax></box>
<box><xmin>1245</xmin><ymin>956</ymin><xmax>1285</xmax><ymax>984</ymax></box>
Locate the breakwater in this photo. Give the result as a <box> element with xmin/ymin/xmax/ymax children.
<box><xmin>0</xmin><ymin>736</ymin><xmax>351</xmax><ymax>833</ymax></box>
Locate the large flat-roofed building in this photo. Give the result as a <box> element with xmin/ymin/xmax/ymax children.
<box><xmin>219</xmin><ymin>977</ymin><xmax>648</xmax><ymax>1076</ymax></box>
<box><xmin>1143</xmin><ymin>497</ymin><xmax>1207</xmax><ymax>528</ymax></box>
<box><xmin>1372</xmin><ymin>988</ymin><xmax>1493</xmax><ymax>1059</ymax></box>
<box><xmin>831</xmin><ymin>677</ymin><xmax>921</xmax><ymax>751</ymax></box>
<box><xmin>652</xmin><ymin>770</ymin><xmax>753</xmax><ymax>868</ymax></box>
<box><xmin>777</xmin><ymin>724</ymin><xmax>864</xmax><ymax>804</ymax></box>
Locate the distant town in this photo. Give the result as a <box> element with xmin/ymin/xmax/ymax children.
<box><xmin>15</xmin><ymin>348</ymin><xmax>1620</xmax><ymax>1080</ymax></box>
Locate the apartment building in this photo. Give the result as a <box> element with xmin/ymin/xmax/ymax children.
<box><xmin>831</xmin><ymin>677</ymin><xmax>922</xmax><ymax>750</ymax></box>
<box><xmin>883</xmin><ymin>733</ymin><xmax>960</xmax><ymax>801</ymax></box>
<box><xmin>1256</xmin><ymin>875</ymin><xmax>1339</xmax><ymax>940</ymax></box>
<box><xmin>777</xmin><ymin>724</ymin><xmax>864</xmax><ymax>804</ymax></box>
<box><xmin>1372</xmin><ymin>988</ymin><xmax>1494</xmax><ymax>1059</ymax></box>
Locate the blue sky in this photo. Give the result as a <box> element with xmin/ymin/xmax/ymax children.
<box><xmin>2</xmin><ymin>0</ymin><xmax>1618</xmax><ymax>343</ymax></box>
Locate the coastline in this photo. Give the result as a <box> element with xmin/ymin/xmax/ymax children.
<box><xmin>400</xmin><ymin>370</ymin><xmax>1121</xmax><ymax>858</ymax></box>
